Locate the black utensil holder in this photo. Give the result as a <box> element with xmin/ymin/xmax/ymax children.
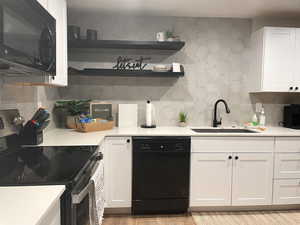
<box><xmin>20</xmin><ymin>126</ymin><xmax>43</xmax><ymax>146</ymax></box>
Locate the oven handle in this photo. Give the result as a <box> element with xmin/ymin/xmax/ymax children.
<box><xmin>72</xmin><ymin>181</ymin><xmax>94</xmax><ymax>204</ymax></box>
<box><xmin>71</xmin><ymin>155</ymin><xmax>102</xmax><ymax>204</ymax></box>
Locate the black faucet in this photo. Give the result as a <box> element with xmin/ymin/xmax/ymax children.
<box><xmin>213</xmin><ymin>99</ymin><xmax>231</xmax><ymax>127</ymax></box>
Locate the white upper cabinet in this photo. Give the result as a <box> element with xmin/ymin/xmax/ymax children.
<box><xmin>250</xmin><ymin>27</ymin><xmax>300</xmax><ymax>92</ymax></box>
<box><xmin>263</xmin><ymin>28</ymin><xmax>295</xmax><ymax>91</ymax></box>
<box><xmin>36</xmin><ymin>0</ymin><xmax>48</xmax><ymax>9</ymax></box>
<box><xmin>47</xmin><ymin>0</ymin><xmax>68</xmax><ymax>86</ymax></box>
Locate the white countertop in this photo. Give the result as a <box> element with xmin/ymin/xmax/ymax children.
<box><xmin>0</xmin><ymin>185</ymin><xmax>65</xmax><ymax>225</ymax></box>
<box><xmin>41</xmin><ymin>126</ymin><xmax>300</xmax><ymax>146</ymax></box>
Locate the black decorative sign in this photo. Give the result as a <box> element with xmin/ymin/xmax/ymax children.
<box><xmin>113</xmin><ymin>56</ymin><xmax>151</xmax><ymax>70</ymax></box>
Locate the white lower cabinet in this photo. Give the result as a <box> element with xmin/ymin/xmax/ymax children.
<box><xmin>190</xmin><ymin>153</ymin><xmax>232</xmax><ymax>206</ymax></box>
<box><xmin>232</xmin><ymin>153</ymin><xmax>273</xmax><ymax>206</ymax></box>
<box><xmin>190</xmin><ymin>151</ymin><xmax>273</xmax><ymax>207</ymax></box>
<box><xmin>273</xmin><ymin>179</ymin><xmax>300</xmax><ymax>205</ymax></box>
<box><xmin>104</xmin><ymin>137</ymin><xmax>132</xmax><ymax>208</ymax></box>
<box><xmin>273</xmin><ymin>138</ymin><xmax>300</xmax><ymax>205</ymax></box>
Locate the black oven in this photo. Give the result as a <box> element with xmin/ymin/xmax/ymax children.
<box><xmin>66</xmin><ymin>153</ymin><xmax>104</xmax><ymax>225</ymax></box>
<box><xmin>0</xmin><ymin>0</ymin><xmax>56</xmax><ymax>77</ymax></box>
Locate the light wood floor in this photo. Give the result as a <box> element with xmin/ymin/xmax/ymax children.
<box><xmin>102</xmin><ymin>214</ymin><xmax>195</xmax><ymax>225</ymax></box>
<box><xmin>193</xmin><ymin>211</ymin><xmax>300</xmax><ymax>225</ymax></box>
<box><xmin>102</xmin><ymin>211</ymin><xmax>300</xmax><ymax>225</ymax></box>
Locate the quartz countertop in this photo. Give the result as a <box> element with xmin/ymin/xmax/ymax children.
<box><xmin>0</xmin><ymin>185</ymin><xmax>65</xmax><ymax>225</ymax></box>
<box><xmin>40</xmin><ymin>126</ymin><xmax>300</xmax><ymax>147</ymax></box>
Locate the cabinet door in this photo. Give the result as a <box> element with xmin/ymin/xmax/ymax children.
<box><xmin>273</xmin><ymin>179</ymin><xmax>300</xmax><ymax>205</ymax></box>
<box><xmin>274</xmin><ymin>153</ymin><xmax>300</xmax><ymax>179</ymax></box>
<box><xmin>263</xmin><ymin>27</ymin><xmax>295</xmax><ymax>92</ymax></box>
<box><xmin>47</xmin><ymin>0</ymin><xmax>68</xmax><ymax>86</ymax></box>
<box><xmin>36</xmin><ymin>0</ymin><xmax>48</xmax><ymax>9</ymax></box>
<box><xmin>294</xmin><ymin>29</ymin><xmax>300</xmax><ymax>91</ymax></box>
<box><xmin>104</xmin><ymin>137</ymin><xmax>132</xmax><ymax>208</ymax></box>
<box><xmin>232</xmin><ymin>153</ymin><xmax>273</xmax><ymax>206</ymax></box>
<box><xmin>190</xmin><ymin>153</ymin><xmax>232</xmax><ymax>206</ymax></box>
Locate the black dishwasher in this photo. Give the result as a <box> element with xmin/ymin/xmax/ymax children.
<box><xmin>132</xmin><ymin>136</ymin><xmax>191</xmax><ymax>214</ymax></box>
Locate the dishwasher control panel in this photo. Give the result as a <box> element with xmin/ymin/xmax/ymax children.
<box><xmin>132</xmin><ymin>137</ymin><xmax>191</xmax><ymax>152</ymax></box>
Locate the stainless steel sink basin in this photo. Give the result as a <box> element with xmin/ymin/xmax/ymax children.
<box><xmin>191</xmin><ymin>128</ymin><xmax>258</xmax><ymax>133</ymax></box>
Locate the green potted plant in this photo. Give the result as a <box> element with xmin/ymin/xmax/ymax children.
<box><xmin>166</xmin><ymin>30</ymin><xmax>180</xmax><ymax>42</ymax></box>
<box><xmin>178</xmin><ymin>112</ymin><xmax>188</xmax><ymax>127</ymax></box>
<box><xmin>55</xmin><ymin>99</ymin><xmax>91</xmax><ymax>129</ymax></box>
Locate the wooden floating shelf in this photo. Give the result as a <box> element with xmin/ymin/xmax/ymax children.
<box><xmin>70</xmin><ymin>68</ymin><xmax>184</xmax><ymax>77</ymax></box>
<box><xmin>68</xmin><ymin>40</ymin><xmax>185</xmax><ymax>51</ymax></box>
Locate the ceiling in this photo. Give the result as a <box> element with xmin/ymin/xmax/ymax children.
<box><xmin>67</xmin><ymin>0</ymin><xmax>300</xmax><ymax>18</ymax></box>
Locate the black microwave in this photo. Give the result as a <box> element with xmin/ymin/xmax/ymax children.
<box><xmin>0</xmin><ymin>0</ymin><xmax>56</xmax><ymax>77</ymax></box>
<box><xmin>283</xmin><ymin>105</ymin><xmax>300</xmax><ymax>129</ymax></box>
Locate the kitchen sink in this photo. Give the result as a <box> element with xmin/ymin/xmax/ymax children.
<box><xmin>191</xmin><ymin>128</ymin><xmax>258</xmax><ymax>133</ymax></box>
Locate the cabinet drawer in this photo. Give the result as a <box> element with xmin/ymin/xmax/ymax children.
<box><xmin>192</xmin><ymin>137</ymin><xmax>274</xmax><ymax>153</ymax></box>
<box><xmin>273</xmin><ymin>179</ymin><xmax>300</xmax><ymax>205</ymax></box>
<box><xmin>105</xmin><ymin>137</ymin><xmax>131</xmax><ymax>146</ymax></box>
<box><xmin>275</xmin><ymin>138</ymin><xmax>300</xmax><ymax>152</ymax></box>
<box><xmin>275</xmin><ymin>153</ymin><xmax>300</xmax><ymax>179</ymax></box>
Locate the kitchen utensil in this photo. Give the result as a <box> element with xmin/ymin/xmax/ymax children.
<box><xmin>12</xmin><ymin>115</ymin><xmax>25</xmax><ymax>126</ymax></box>
<box><xmin>31</xmin><ymin>108</ymin><xmax>46</xmax><ymax>121</ymax></box>
<box><xmin>36</xmin><ymin>111</ymin><xmax>50</xmax><ymax>124</ymax></box>
<box><xmin>31</xmin><ymin>108</ymin><xmax>50</xmax><ymax>124</ymax></box>
<box><xmin>38</xmin><ymin>120</ymin><xmax>50</xmax><ymax>131</ymax></box>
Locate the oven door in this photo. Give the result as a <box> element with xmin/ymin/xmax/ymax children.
<box><xmin>70</xmin><ymin>160</ymin><xmax>104</xmax><ymax>225</ymax></box>
<box><xmin>0</xmin><ymin>0</ymin><xmax>56</xmax><ymax>77</ymax></box>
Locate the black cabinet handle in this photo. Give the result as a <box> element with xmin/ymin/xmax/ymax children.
<box><xmin>127</xmin><ymin>139</ymin><xmax>130</xmax><ymax>143</ymax></box>
<box><xmin>296</xmin><ymin>87</ymin><xmax>299</xmax><ymax>91</ymax></box>
<box><xmin>228</xmin><ymin>156</ymin><xmax>232</xmax><ymax>160</ymax></box>
<box><xmin>235</xmin><ymin>156</ymin><xmax>239</xmax><ymax>160</ymax></box>
<box><xmin>290</xmin><ymin>87</ymin><xmax>294</xmax><ymax>90</ymax></box>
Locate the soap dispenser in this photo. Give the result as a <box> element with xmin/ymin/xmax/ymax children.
<box><xmin>259</xmin><ymin>107</ymin><xmax>266</xmax><ymax>127</ymax></box>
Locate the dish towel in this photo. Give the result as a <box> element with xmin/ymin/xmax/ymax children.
<box><xmin>89</xmin><ymin>160</ymin><xmax>105</xmax><ymax>225</ymax></box>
